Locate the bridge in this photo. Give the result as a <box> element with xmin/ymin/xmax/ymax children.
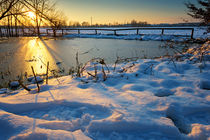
<box><xmin>46</xmin><ymin>27</ymin><xmax>195</xmax><ymax>39</ymax></box>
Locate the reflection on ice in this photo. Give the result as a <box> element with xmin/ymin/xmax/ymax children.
<box><xmin>18</xmin><ymin>37</ymin><xmax>58</xmax><ymax>75</ymax></box>
<box><xmin>0</xmin><ymin>37</ymin><xmax>199</xmax><ymax>87</ymax></box>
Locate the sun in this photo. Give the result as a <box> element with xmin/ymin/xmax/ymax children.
<box><xmin>27</xmin><ymin>11</ymin><xmax>36</xmax><ymax>19</ymax></box>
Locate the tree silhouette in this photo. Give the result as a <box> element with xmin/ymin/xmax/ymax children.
<box><xmin>185</xmin><ymin>0</ymin><xmax>210</xmax><ymax>32</ymax></box>
<box><xmin>0</xmin><ymin>0</ymin><xmax>20</xmax><ymax>21</ymax></box>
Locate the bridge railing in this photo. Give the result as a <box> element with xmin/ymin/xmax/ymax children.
<box><xmin>46</xmin><ymin>27</ymin><xmax>194</xmax><ymax>39</ymax></box>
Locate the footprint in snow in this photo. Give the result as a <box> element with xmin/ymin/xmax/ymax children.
<box><xmin>199</xmin><ymin>80</ymin><xmax>210</xmax><ymax>90</ymax></box>
<box><xmin>77</xmin><ymin>83</ymin><xmax>90</xmax><ymax>89</ymax></box>
<box><xmin>166</xmin><ymin>103</ymin><xmax>191</xmax><ymax>134</ymax></box>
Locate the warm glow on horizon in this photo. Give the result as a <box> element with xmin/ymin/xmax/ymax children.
<box><xmin>58</xmin><ymin>0</ymin><xmax>198</xmax><ymax>24</ymax></box>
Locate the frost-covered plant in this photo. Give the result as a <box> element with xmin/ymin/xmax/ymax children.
<box><xmin>186</xmin><ymin>41</ymin><xmax>210</xmax><ymax>62</ymax></box>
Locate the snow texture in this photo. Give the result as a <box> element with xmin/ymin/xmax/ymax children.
<box><xmin>0</xmin><ymin>41</ymin><xmax>209</xmax><ymax>140</ymax></box>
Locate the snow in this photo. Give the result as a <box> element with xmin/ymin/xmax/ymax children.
<box><xmin>31</xmin><ymin>76</ymin><xmax>43</xmax><ymax>84</ymax></box>
<box><xmin>61</xmin><ymin>27</ymin><xmax>210</xmax><ymax>41</ymax></box>
<box><xmin>9</xmin><ymin>81</ymin><xmax>20</xmax><ymax>89</ymax></box>
<box><xmin>0</xmin><ymin>88</ymin><xmax>7</xmax><ymax>94</ymax></box>
<box><xmin>0</xmin><ymin>41</ymin><xmax>209</xmax><ymax>139</ymax></box>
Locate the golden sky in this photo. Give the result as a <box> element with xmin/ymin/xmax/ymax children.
<box><xmin>57</xmin><ymin>0</ymin><xmax>198</xmax><ymax>24</ymax></box>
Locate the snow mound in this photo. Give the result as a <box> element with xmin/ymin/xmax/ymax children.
<box><xmin>10</xmin><ymin>129</ymin><xmax>91</xmax><ymax>140</ymax></box>
<box><xmin>9</xmin><ymin>81</ymin><xmax>20</xmax><ymax>89</ymax></box>
<box><xmin>155</xmin><ymin>88</ymin><xmax>174</xmax><ymax>97</ymax></box>
<box><xmin>188</xmin><ymin>124</ymin><xmax>210</xmax><ymax>140</ymax></box>
<box><xmin>32</xmin><ymin>76</ymin><xmax>43</xmax><ymax>84</ymax></box>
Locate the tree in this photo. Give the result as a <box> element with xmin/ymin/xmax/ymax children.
<box><xmin>12</xmin><ymin>2</ymin><xmax>25</xmax><ymax>36</ymax></box>
<box><xmin>19</xmin><ymin>0</ymin><xmax>56</xmax><ymax>36</ymax></box>
<box><xmin>73</xmin><ymin>22</ymin><xmax>81</xmax><ymax>27</ymax></box>
<box><xmin>24</xmin><ymin>0</ymin><xmax>53</xmax><ymax>36</ymax></box>
<box><xmin>0</xmin><ymin>0</ymin><xmax>66</xmax><ymax>37</ymax></box>
<box><xmin>185</xmin><ymin>0</ymin><xmax>210</xmax><ymax>32</ymax></box>
<box><xmin>47</xmin><ymin>9</ymin><xmax>67</xmax><ymax>37</ymax></box>
<box><xmin>81</xmin><ymin>21</ymin><xmax>89</xmax><ymax>27</ymax></box>
<box><xmin>131</xmin><ymin>19</ymin><xmax>137</xmax><ymax>26</ymax></box>
<box><xmin>0</xmin><ymin>0</ymin><xmax>20</xmax><ymax>21</ymax></box>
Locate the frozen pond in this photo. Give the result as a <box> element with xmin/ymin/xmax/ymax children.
<box><xmin>0</xmin><ymin>37</ymin><xmax>197</xmax><ymax>87</ymax></box>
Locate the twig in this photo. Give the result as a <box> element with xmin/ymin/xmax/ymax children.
<box><xmin>102</xmin><ymin>65</ymin><xmax>107</xmax><ymax>81</ymax></box>
<box><xmin>18</xmin><ymin>80</ymin><xmax>31</xmax><ymax>91</ymax></box>
<box><xmin>94</xmin><ymin>63</ymin><xmax>97</xmax><ymax>79</ymax></box>
<box><xmin>31</xmin><ymin>66</ymin><xmax>40</xmax><ymax>92</ymax></box>
<box><xmin>113</xmin><ymin>56</ymin><xmax>119</xmax><ymax>72</ymax></box>
<box><xmin>38</xmin><ymin>57</ymin><xmax>61</xmax><ymax>84</ymax></box>
<box><xmin>46</xmin><ymin>61</ymin><xmax>49</xmax><ymax>84</ymax></box>
<box><xmin>144</xmin><ymin>63</ymin><xmax>154</xmax><ymax>75</ymax></box>
<box><xmin>99</xmin><ymin>59</ymin><xmax>110</xmax><ymax>73</ymax></box>
<box><xmin>168</xmin><ymin>57</ymin><xmax>177</xmax><ymax>69</ymax></box>
<box><xmin>76</xmin><ymin>52</ymin><xmax>81</xmax><ymax>77</ymax></box>
<box><xmin>87</xmin><ymin>72</ymin><xmax>96</xmax><ymax>78</ymax></box>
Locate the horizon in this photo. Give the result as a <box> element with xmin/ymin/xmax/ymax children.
<box><xmin>58</xmin><ymin>0</ymin><xmax>199</xmax><ymax>25</ymax></box>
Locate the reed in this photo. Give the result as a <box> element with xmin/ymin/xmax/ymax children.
<box><xmin>31</xmin><ymin>66</ymin><xmax>40</xmax><ymax>92</ymax></box>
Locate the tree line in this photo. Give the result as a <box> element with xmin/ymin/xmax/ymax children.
<box><xmin>68</xmin><ymin>20</ymin><xmax>149</xmax><ymax>27</ymax></box>
<box><xmin>68</xmin><ymin>0</ymin><xmax>209</xmax><ymax>30</ymax></box>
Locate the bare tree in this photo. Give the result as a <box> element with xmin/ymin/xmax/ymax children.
<box><xmin>82</xmin><ymin>21</ymin><xmax>90</xmax><ymax>27</ymax></box>
<box><xmin>0</xmin><ymin>0</ymin><xmax>20</xmax><ymax>21</ymax></box>
<box><xmin>21</xmin><ymin>0</ymin><xmax>56</xmax><ymax>36</ymax></box>
<box><xmin>0</xmin><ymin>0</ymin><xmax>66</xmax><ymax>37</ymax></box>
<box><xmin>47</xmin><ymin>9</ymin><xmax>67</xmax><ymax>36</ymax></box>
<box><xmin>11</xmin><ymin>2</ymin><xmax>25</xmax><ymax>36</ymax></box>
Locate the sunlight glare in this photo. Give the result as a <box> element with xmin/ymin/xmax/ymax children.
<box><xmin>17</xmin><ymin>38</ymin><xmax>58</xmax><ymax>75</ymax></box>
<box><xmin>27</xmin><ymin>11</ymin><xmax>36</xmax><ymax>19</ymax></box>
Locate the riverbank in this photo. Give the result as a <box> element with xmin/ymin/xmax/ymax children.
<box><xmin>64</xmin><ymin>33</ymin><xmax>209</xmax><ymax>42</ymax></box>
<box><xmin>0</xmin><ymin>41</ymin><xmax>209</xmax><ymax>139</ymax></box>
<box><xmin>2</xmin><ymin>37</ymin><xmax>201</xmax><ymax>89</ymax></box>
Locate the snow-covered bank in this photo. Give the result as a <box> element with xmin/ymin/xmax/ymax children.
<box><xmin>64</xmin><ymin>34</ymin><xmax>209</xmax><ymax>42</ymax></box>
<box><xmin>0</xmin><ymin>42</ymin><xmax>210</xmax><ymax>140</ymax></box>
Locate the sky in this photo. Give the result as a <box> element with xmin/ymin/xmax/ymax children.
<box><xmin>57</xmin><ymin>0</ymin><xmax>199</xmax><ymax>24</ymax></box>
